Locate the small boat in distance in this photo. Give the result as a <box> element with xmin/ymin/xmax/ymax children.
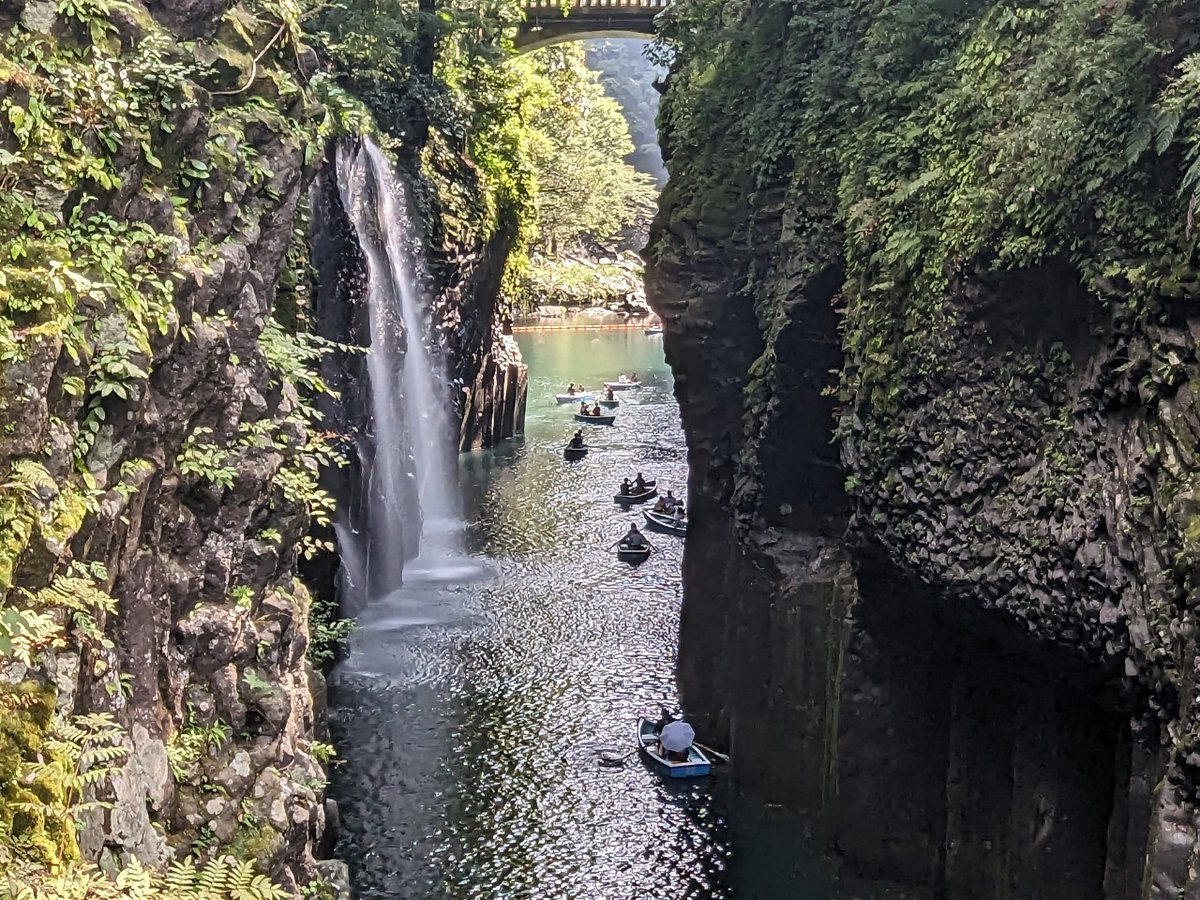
<box><xmin>616</xmin><ymin>542</ymin><xmax>651</xmax><ymax>562</ymax></box>
<box><xmin>563</xmin><ymin>444</ymin><xmax>588</xmax><ymax>460</ymax></box>
<box><xmin>644</xmin><ymin>509</ymin><xmax>687</xmax><ymax>535</ymax></box>
<box><xmin>636</xmin><ymin>718</ymin><xmax>711</xmax><ymax>778</ymax></box>
<box><xmin>555</xmin><ymin>391</ymin><xmax>592</xmax><ymax>403</ymax></box>
<box><xmin>644</xmin><ymin>326</ymin><xmax>663</xmax><ymax>336</ymax></box>
<box><xmin>599</xmin><ymin>398</ymin><xmax>620</xmax><ymax>408</ymax></box>
<box><xmin>614</xmin><ymin>487</ymin><xmax>657</xmax><ymax>504</ymax></box>
<box><xmin>574</xmin><ymin>413</ymin><xmax>615</xmax><ymax>426</ymax></box>
<box><xmin>604</xmin><ymin>380</ymin><xmax>641</xmax><ymax>391</ymax></box>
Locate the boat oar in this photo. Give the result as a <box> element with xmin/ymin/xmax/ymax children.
<box><xmin>599</xmin><ymin>748</ymin><xmax>637</xmax><ymax>766</ymax></box>
<box><xmin>693</xmin><ymin>741</ymin><xmax>730</xmax><ymax>764</ymax></box>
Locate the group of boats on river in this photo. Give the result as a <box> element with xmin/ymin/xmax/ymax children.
<box><xmin>550</xmin><ymin>369</ymin><xmax>717</xmax><ymax>777</ymax></box>
<box><xmin>554</xmin><ymin>374</ymin><xmax>689</xmax><ymax>564</ymax></box>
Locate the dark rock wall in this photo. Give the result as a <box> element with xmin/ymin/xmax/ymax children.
<box><xmin>418</xmin><ymin>144</ymin><xmax>528</xmax><ymax>452</ymax></box>
<box><xmin>648</xmin><ymin>232</ymin><xmax>1157</xmax><ymax>894</ymax></box>
<box><xmin>644</xmin><ymin>4</ymin><xmax>1200</xmax><ymax>893</ymax></box>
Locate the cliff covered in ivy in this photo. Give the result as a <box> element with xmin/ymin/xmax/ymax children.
<box><xmin>0</xmin><ymin>0</ymin><xmax>536</xmax><ymax>895</ymax></box>
<box><xmin>647</xmin><ymin>0</ymin><xmax>1200</xmax><ymax>895</ymax></box>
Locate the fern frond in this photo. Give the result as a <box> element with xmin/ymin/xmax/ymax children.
<box><xmin>1155</xmin><ymin>108</ymin><xmax>1184</xmax><ymax>155</ymax></box>
<box><xmin>1</xmin><ymin>459</ymin><xmax>58</xmax><ymax>497</ymax></box>
<box><xmin>1125</xmin><ymin>114</ymin><xmax>1153</xmax><ymax>165</ymax></box>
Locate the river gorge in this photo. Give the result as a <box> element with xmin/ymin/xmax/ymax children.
<box><xmin>3</xmin><ymin>0</ymin><xmax>1200</xmax><ymax>898</ymax></box>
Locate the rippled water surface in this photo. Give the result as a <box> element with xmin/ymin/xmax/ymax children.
<box><xmin>329</xmin><ymin>328</ymin><xmax>831</xmax><ymax>899</ymax></box>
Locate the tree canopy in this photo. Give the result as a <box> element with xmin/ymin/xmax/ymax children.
<box><xmin>516</xmin><ymin>45</ymin><xmax>659</xmax><ymax>254</ymax></box>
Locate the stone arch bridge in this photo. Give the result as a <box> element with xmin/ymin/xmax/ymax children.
<box><xmin>516</xmin><ymin>0</ymin><xmax>668</xmax><ymax>52</ymax></box>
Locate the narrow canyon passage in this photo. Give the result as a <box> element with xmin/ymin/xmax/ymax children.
<box><xmin>327</xmin><ymin>332</ymin><xmax>754</xmax><ymax>897</ymax></box>
<box><xmin>325</xmin><ymin>327</ymin><xmax>1133</xmax><ymax>899</ymax></box>
<box><xmin>9</xmin><ymin>2</ymin><xmax>1200</xmax><ymax>897</ymax></box>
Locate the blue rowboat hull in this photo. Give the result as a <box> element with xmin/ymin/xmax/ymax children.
<box><xmin>574</xmin><ymin>413</ymin><xmax>615</xmax><ymax>425</ymax></box>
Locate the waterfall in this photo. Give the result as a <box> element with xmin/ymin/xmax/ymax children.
<box><xmin>336</xmin><ymin>137</ymin><xmax>461</xmax><ymax>598</ymax></box>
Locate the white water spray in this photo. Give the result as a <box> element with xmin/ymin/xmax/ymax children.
<box><xmin>337</xmin><ymin>137</ymin><xmax>462</xmax><ymax>598</ymax></box>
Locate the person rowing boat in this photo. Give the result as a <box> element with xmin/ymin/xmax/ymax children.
<box><xmin>623</xmin><ymin>523</ymin><xmax>648</xmax><ymax>549</ymax></box>
<box><xmin>658</xmin><ymin>719</ymin><xmax>695</xmax><ymax>762</ymax></box>
<box><xmin>569</xmin><ymin>430</ymin><xmax>585</xmax><ymax>449</ymax></box>
<box><xmin>654</xmin><ymin>490</ymin><xmax>679</xmax><ymax>513</ymax></box>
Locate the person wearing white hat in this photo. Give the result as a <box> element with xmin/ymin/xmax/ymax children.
<box><xmin>658</xmin><ymin>720</ymin><xmax>695</xmax><ymax>762</ymax></box>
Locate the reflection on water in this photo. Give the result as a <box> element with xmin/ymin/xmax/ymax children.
<box><xmin>328</xmin><ymin>329</ymin><xmax>830</xmax><ymax>898</ymax></box>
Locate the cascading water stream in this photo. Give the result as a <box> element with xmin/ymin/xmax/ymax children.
<box><xmin>336</xmin><ymin>137</ymin><xmax>462</xmax><ymax>599</ymax></box>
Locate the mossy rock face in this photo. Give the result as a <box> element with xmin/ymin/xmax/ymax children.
<box><xmin>0</xmin><ymin>684</ymin><xmax>76</xmax><ymax>867</ymax></box>
<box><xmin>648</xmin><ymin>0</ymin><xmax>1200</xmax><ymax>891</ymax></box>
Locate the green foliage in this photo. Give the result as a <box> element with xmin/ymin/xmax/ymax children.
<box><xmin>303</xmin><ymin>587</ymin><xmax>353</xmax><ymax>670</ymax></box>
<box><xmin>240</xmin><ymin>669</ymin><xmax>273</xmax><ymax>694</ymax></box>
<box><xmin>230</xmin><ymin>585</ymin><xmax>255</xmax><ymax>609</ymax></box>
<box><xmin>177</xmin><ymin>429</ymin><xmax>237</xmax><ymax>490</ymax></box>
<box><xmin>517</xmin><ymin>45</ymin><xmax>658</xmax><ymax>253</ymax></box>
<box><xmin>308</xmin><ymin>740</ymin><xmax>336</xmax><ymax>765</ymax></box>
<box><xmin>513</xmin><ymin>251</ymin><xmax>644</xmax><ymax>309</ymax></box>
<box><xmin>12</xmin><ymin>712</ymin><xmax>128</xmax><ymax>829</ymax></box>
<box><xmin>8</xmin><ymin>855</ymin><xmax>288</xmax><ymax>899</ymax></box>
<box><xmin>583</xmin><ymin>39</ymin><xmax>667</xmax><ymax>186</ymax></box>
<box><xmin>0</xmin><ymin>685</ymin><xmax>72</xmax><ymax>871</ymax></box>
<box><xmin>166</xmin><ymin>709</ymin><xmax>232</xmax><ymax>782</ymax></box>
<box><xmin>654</xmin><ymin>0</ymin><xmax>1200</xmax><ymax>422</ymax></box>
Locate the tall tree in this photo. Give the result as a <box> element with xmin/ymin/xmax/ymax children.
<box><xmin>517</xmin><ymin>45</ymin><xmax>658</xmax><ymax>253</ymax></box>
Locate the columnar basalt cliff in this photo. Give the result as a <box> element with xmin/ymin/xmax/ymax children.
<box><xmin>647</xmin><ymin>1</ymin><xmax>1200</xmax><ymax>896</ymax></box>
<box><xmin>0</xmin><ymin>0</ymin><xmax>524</xmax><ymax>892</ymax></box>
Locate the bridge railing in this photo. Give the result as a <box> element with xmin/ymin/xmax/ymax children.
<box><xmin>523</xmin><ymin>0</ymin><xmax>668</xmax><ymax>11</ymax></box>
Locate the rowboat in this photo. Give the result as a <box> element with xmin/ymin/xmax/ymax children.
<box><xmin>563</xmin><ymin>445</ymin><xmax>588</xmax><ymax>460</ymax></box>
<box><xmin>555</xmin><ymin>392</ymin><xmax>592</xmax><ymax>403</ymax></box>
<box><xmin>613</xmin><ymin>487</ymin><xmax>657</xmax><ymax>504</ymax></box>
<box><xmin>604</xmin><ymin>380</ymin><xmax>641</xmax><ymax>391</ymax></box>
<box><xmin>599</xmin><ymin>399</ymin><xmax>620</xmax><ymax>408</ymax></box>
<box><xmin>644</xmin><ymin>327</ymin><xmax>663</xmax><ymax>335</ymax></box>
<box><xmin>574</xmin><ymin>413</ymin><xmax>615</xmax><ymax>426</ymax></box>
<box><xmin>636</xmin><ymin>718</ymin><xmax>711</xmax><ymax>778</ymax></box>
<box><xmin>644</xmin><ymin>509</ymin><xmax>687</xmax><ymax>535</ymax></box>
<box><xmin>615</xmin><ymin>541</ymin><xmax>651</xmax><ymax>562</ymax></box>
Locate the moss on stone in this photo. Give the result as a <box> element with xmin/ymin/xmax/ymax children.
<box><xmin>0</xmin><ymin>683</ymin><xmax>77</xmax><ymax>867</ymax></box>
